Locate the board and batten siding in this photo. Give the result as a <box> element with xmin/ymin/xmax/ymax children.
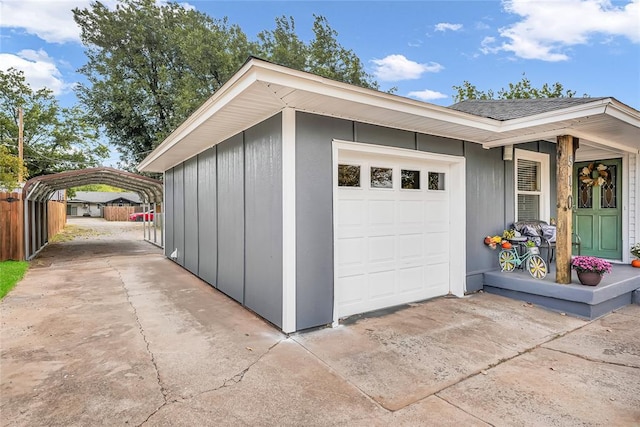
<box><xmin>183</xmin><ymin>157</ymin><xmax>199</xmax><ymax>274</ymax></box>
<box><xmin>295</xmin><ymin>113</ymin><xmax>353</xmax><ymax>330</ymax></box>
<box><xmin>216</xmin><ymin>134</ymin><xmax>245</xmax><ymax>304</ymax></box>
<box><xmin>197</xmin><ymin>147</ymin><xmax>217</xmax><ymax>286</ymax></box>
<box><xmin>163</xmin><ymin>114</ymin><xmax>283</xmax><ymax>329</ymax></box>
<box><xmin>244</xmin><ymin>116</ymin><xmax>284</xmax><ymax>328</ymax></box>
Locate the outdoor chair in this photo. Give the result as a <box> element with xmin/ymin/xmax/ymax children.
<box><xmin>512</xmin><ymin>220</ymin><xmax>581</xmax><ymax>266</ymax></box>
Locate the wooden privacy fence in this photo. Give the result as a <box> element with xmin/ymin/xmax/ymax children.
<box><xmin>0</xmin><ymin>191</ymin><xmax>67</xmax><ymax>261</ymax></box>
<box><xmin>103</xmin><ymin>206</ymin><xmax>136</xmax><ymax>221</ymax></box>
<box><xmin>47</xmin><ymin>200</ymin><xmax>66</xmax><ymax>238</ymax></box>
<box><xmin>0</xmin><ymin>192</ymin><xmax>24</xmax><ymax>261</ymax></box>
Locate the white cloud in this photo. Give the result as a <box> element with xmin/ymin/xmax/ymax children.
<box><xmin>371</xmin><ymin>55</ymin><xmax>443</xmax><ymax>81</ymax></box>
<box><xmin>0</xmin><ymin>50</ymin><xmax>67</xmax><ymax>95</ymax></box>
<box><xmin>407</xmin><ymin>89</ymin><xmax>448</xmax><ymax>101</ymax></box>
<box><xmin>435</xmin><ymin>23</ymin><xmax>463</xmax><ymax>32</ymax></box>
<box><xmin>0</xmin><ymin>1</ymin><xmax>97</xmax><ymax>43</ymax></box>
<box><xmin>491</xmin><ymin>0</ymin><xmax>640</xmax><ymax>61</ymax></box>
<box><xmin>0</xmin><ymin>0</ymin><xmax>195</xmax><ymax>44</ymax></box>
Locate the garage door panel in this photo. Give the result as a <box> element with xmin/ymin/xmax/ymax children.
<box><xmin>369</xmin><ymin>271</ymin><xmax>396</xmax><ymax>299</ymax></box>
<box><xmin>399</xmin><ymin>234</ymin><xmax>423</xmax><ymax>259</ymax></box>
<box><xmin>369</xmin><ymin>200</ymin><xmax>395</xmax><ymax>225</ymax></box>
<box><xmin>338</xmin><ymin>199</ymin><xmax>364</xmax><ymax>226</ymax></box>
<box><xmin>398</xmin><ymin>200</ymin><xmax>424</xmax><ymax>224</ymax></box>
<box><xmin>337</xmin><ymin>237</ymin><xmax>365</xmax><ymax>267</ymax></box>
<box><xmin>339</xmin><ymin>275</ymin><xmax>366</xmax><ymax>305</ymax></box>
<box><xmin>369</xmin><ymin>235</ymin><xmax>395</xmax><ymax>263</ymax></box>
<box><xmin>336</xmin><ymin>149</ymin><xmax>453</xmax><ymax>319</ymax></box>
<box><xmin>398</xmin><ymin>267</ymin><xmax>424</xmax><ymax>293</ymax></box>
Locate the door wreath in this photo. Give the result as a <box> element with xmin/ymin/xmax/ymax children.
<box><xmin>579</xmin><ymin>163</ymin><xmax>608</xmax><ymax>187</ymax></box>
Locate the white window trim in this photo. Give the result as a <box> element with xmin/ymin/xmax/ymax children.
<box><xmin>514</xmin><ymin>148</ymin><xmax>550</xmax><ymax>223</ymax></box>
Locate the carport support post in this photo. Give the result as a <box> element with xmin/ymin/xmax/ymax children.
<box><xmin>556</xmin><ymin>135</ymin><xmax>575</xmax><ymax>284</ymax></box>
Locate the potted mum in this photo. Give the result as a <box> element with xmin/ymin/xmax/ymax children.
<box><xmin>631</xmin><ymin>243</ymin><xmax>640</xmax><ymax>268</ymax></box>
<box><xmin>571</xmin><ymin>256</ymin><xmax>612</xmax><ymax>286</ymax></box>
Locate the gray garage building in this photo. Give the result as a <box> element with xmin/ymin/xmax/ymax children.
<box><xmin>138</xmin><ymin>58</ymin><xmax>640</xmax><ymax>333</ymax></box>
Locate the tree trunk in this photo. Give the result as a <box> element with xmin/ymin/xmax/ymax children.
<box><xmin>556</xmin><ymin>135</ymin><xmax>575</xmax><ymax>284</ymax></box>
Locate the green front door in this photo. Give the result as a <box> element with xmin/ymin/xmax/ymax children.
<box><xmin>573</xmin><ymin>159</ymin><xmax>622</xmax><ymax>259</ymax></box>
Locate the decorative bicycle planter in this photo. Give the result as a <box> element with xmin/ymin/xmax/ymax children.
<box><xmin>498</xmin><ymin>245</ymin><xmax>547</xmax><ymax>279</ymax></box>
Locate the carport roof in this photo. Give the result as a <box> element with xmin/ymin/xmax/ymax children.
<box><xmin>23</xmin><ymin>167</ymin><xmax>163</xmax><ymax>203</ymax></box>
<box><xmin>138</xmin><ymin>57</ymin><xmax>640</xmax><ymax>173</ymax></box>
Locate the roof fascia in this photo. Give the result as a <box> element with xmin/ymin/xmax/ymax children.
<box><xmin>253</xmin><ymin>64</ymin><xmax>498</xmax><ymax>131</ymax></box>
<box><xmin>483</xmin><ymin>127</ymin><xmax>639</xmax><ymax>154</ymax></box>
<box><xmin>137</xmin><ymin>61</ymin><xmax>264</xmax><ymax>171</ymax></box>
<box><xmin>497</xmin><ymin>98</ymin><xmax>640</xmax><ymax>133</ymax></box>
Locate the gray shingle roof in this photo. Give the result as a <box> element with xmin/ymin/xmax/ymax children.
<box><xmin>448</xmin><ymin>97</ymin><xmax>608</xmax><ymax>121</ymax></box>
<box><xmin>68</xmin><ymin>191</ymin><xmax>142</xmax><ymax>204</ymax></box>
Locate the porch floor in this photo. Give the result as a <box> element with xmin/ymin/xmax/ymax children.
<box><xmin>483</xmin><ymin>263</ymin><xmax>640</xmax><ymax>320</ymax></box>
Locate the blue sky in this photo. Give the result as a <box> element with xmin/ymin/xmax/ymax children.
<box><xmin>1</xmin><ymin>0</ymin><xmax>639</xmax><ymax>164</ymax></box>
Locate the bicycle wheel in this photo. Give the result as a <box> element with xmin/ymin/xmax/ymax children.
<box><xmin>499</xmin><ymin>250</ymin><xmax>516</xmax><ymax>272</ymax></box>
<box><xmin>527</xmin><ymin>255</ymin><xmax>547</xmax><ymax>279</ymax></box>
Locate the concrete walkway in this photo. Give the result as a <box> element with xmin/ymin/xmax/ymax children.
<box><xmin>1</xmin><ymin>219</ymin><xmax>639</xmax><ymax>426</ymax></box>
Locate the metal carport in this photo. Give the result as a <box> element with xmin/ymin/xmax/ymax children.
<box><xmin>22</xmin><ymin>167</ymin><xmax>163</xmax><ymax>259</ymax></box>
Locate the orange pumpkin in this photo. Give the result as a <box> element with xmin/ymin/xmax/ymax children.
<box><xmin>632</xmin><ymin>259</ymin><xmax>640</xmax><ymax>268</ymax></box>
<box><xmin>501</xmin><ymin>241</ymin><xmax>512</xmax><ymax>250</ymax></box>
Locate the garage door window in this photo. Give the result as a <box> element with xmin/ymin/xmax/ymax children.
<box><xmin>428</xmin><ymin>172</ymin><xmax>445</xmax><ymax>191</ymax></box>
<box><xmin>401</xmin><ymin>169</ymin><xmax>420</xmax><ymax>189</ymax></box>
<box><xmin>371</xmin><ymin>167</ymin><xmax>393</xmax><ymax>189</ymax></box>
<box><xmin>338</xmin><ymin>164</ymin><xmax>361</xmax><ymax>187</ymax></box>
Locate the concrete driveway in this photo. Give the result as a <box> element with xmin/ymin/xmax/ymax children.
<box><xmin>1</xmin><ymin>218</ymin><xmax>639</xmax><ymax>426</ymax></box>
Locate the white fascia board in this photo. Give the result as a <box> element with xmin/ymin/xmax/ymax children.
<box><xmin>482</xmin><ymin>128</ymin><xmax>573</xmax><ymax>148</ymax></box>
<box><xmin>567</xmin><ymin>129</ymin><xmax>640</xmax><ymax>154</ymax></box>
<box><xmin>253</xmin><ymin>66</ymin><xmax>499</xmax><ymax>132</ymax></box>
<box><xmin>483</xmin><ymin>127</ymin><xmax>640</xmax><ymax>154</ymax></box>
<box><xmin>496</xmin><ymin>98</ymin><xmax>640</xmax><ymax>134</ymax></box>
<box><xmin>497</xmin><ymin>101</ymin><xmax>610</xmax><ymax>133</ymax></box>
<box><xmin>138</xmin><ymin>61</ymin><xmax>264</xmax><ymax>172</ymax></box>
<box><xmin>605</xmin><ymin>101</ymin><xmax>640</xmax><ymax>129</ymax></box>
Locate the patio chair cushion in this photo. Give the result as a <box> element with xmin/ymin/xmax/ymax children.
<box><xmin>540</xmin><ymin>223</ymin><xmax>556</xmax><ymax>243</ymax></box>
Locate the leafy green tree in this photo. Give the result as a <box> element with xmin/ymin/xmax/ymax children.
<box><xmin>73</xmin><ymin>0</ymin><xmax>253</xmax><ymax>170</ymax></box>
<box><xmin>257</xmin><ymin>15</ymin><xmax>378</xmax><ymax>90</ymax></box>
<box><xmin>0</xmin><ymin>68</ymin><xmax>107</xmax><ymax>180</ymax></box>
<box><xmin>74</xmin><ymin>1</ymin><xmax>378</xmax><ymax>168</ymax></box>
<box><xmin>0</xmin><ymin>145</ymin><xmax>26</xmax><ymax>190</ymax></box>
<box><xmin>452</xmin><ymin>74</ymin><xmax>580</xmax><ymax>103</ymax></box>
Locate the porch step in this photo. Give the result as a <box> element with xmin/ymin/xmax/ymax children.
<box><xmin>483</xmin><ymin>264</ymin><xmax>640</xmax><ymax>320</ymax></box>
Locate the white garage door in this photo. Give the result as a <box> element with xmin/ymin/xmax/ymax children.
<box><xmin>335</xmin><ymin>146</ymin><xmax>453</xmax><ymax>318</ymax></box>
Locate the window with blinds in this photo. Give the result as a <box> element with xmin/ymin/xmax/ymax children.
<box><xmin>516</xmin><ymin>158</ymin><xmax>541</xmax><ymax>221</ymax></box>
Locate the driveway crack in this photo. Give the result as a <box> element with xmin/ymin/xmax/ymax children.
<box><xmin>105</xmin><ymin>260</ymin><xmax>168</xmax><ymax>426</ymax></box>
<box><xmin>542</xmin><ymin>347</ymin><xmax>640</xmax><ymax>369</ymax></box>
<box><xmin>141</xmin><ymin>338</ymin><xmax>285</xmax><ymax>424</ymax></box>
<box><xmin>211</xmin><ymin>339</ymin><xmax>284</xmax><ymax>392</ymax></box>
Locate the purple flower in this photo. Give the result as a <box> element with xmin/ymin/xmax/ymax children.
<box><xmin>571</xmin><ymin>256</ymin><xmax>612</xmax><ymax>275</ymax></box>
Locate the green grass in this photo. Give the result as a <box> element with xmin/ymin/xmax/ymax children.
<box><xmin>0</xmin><ymin>261</ymin><xmax>29</xmax><ymax>299</ymax></box>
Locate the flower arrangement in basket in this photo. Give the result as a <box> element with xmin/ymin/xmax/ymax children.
<box><xmin>483</xmin><ymin>235</ymin><xmax>503</xmax><ymax>250</ymax></box>
<box><xmin>483</xmin><ymin>230</ymin><xmax>515</xmax><ymax>250</ymax></box>
<box><xmin>571</xmin><ymin>256</ymin><xmax>612</xmax><ymax>275</ymax></box>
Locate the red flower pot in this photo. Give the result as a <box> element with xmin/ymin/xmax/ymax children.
<box><xmin>632</xmin><ymin>259</ymin><xmax>640</xmax><ymax>268</ymax></box>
